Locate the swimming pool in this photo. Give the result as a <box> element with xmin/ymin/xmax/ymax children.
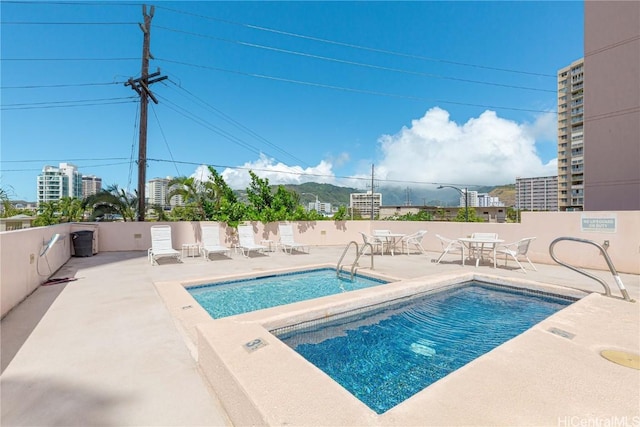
<box><xmin>187</xmin><ymin>268</ymin><xmax>389</xmax><ymax>318</ymax></box>
<box><xmin>275</xmin><ymin>282</ymin><xmax>575</xmax><ymax>414</ymax></box>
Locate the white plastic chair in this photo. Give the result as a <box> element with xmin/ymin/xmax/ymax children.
<box><xmin>200</xmin><ymin>224</ymin><xmax>231</xmax><ymax>260</ymax></box>
<box><xmin>236</xmin><ymin>225</ymin><xmax>268</xmax><ymax>257</ymax></box>
<box><xmin>278</xmin><ymin>223</ymin><xmax>309</xmax><ymax>254</ymax></box>
<box><xmin>359</xmin><ymin>232</ymin><xmax>386</xmax><ymax>255</ymax></box>
<box><xmin>435</xmin><ymin>234</ymin><xmax>463</xmax><ymax>265</ymax></box>
<box><xmin>496</xmin><ymin>237</ymin><xmax>537</xmax><ymax>273</ymax></box>
<box><xmin>400</xmin><ymin>230</ymin><xmax>427</xmax><ymax>255</ymax></box>
<box><xmin>148</xmin><ymin>225</ymin><xmax>181</xmax><ymax>265</ymax></box>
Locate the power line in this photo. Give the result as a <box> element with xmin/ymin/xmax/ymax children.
<box><xmin>146</xmin><ymin>157</ymin><xmax>485</xmax><ymax>189</ymax></box>
<box><xmin>164</xmin><ymin>79</ymin><xmax>311</xmax><ymax>167</ymax></box>
<box><xmin>2</xmin><ymin>57</ymin><xmax>138</xmax><ymax>61</ymax></box>
<box><xmin>155</xmin><ymin>25</ymin><xmax>554</xmax><ymax>93</ymax></box>
<box><xmin>157</xmin><ymin>58</ymin><xmax>557</xmax><ymax>114</ymax></box>
<box><xmin>1</xmin><ymin>99</ymin><xmax>136</xmax><ymax>110</ymax></box>
<box><xmin>155</xmin><ymin>5</ymin><xmax>556</xmax><ymax>78</ymax></box>
<box><xmin>1</xmin><ymin>157</ymin><xmax>129</xmax><ymax>163</ymax></box>
<box><xmin>149</xmin><ymin>102</ymin><xmax>181</xmax><ymax>176</ymax></box>
<box><xmin>1</xmin><ymin>82</ymin><xmax>124</xmax><ymax>89</ymax></box>
<box><xmin>1</xmin><ymin>21</ymin><xmax>136</xmax><ymax>25</ymax></box>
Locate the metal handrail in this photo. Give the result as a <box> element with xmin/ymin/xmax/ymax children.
<box><xmin>549</xmin><ymin>237</ymin><xmax>632</xmax><ymax>302</ymax></box>
<box><xmin>337</xmin><ymin>241</ymin><xmax>374</xmax><ymax>280</ymax></box>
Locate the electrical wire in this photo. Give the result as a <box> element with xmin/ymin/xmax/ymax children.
<box><xmin>1</xmin><ymin>81</ymin><xmax>124</xmax><ymax>89</ymax></box>
<box><xmin>164</xmin><ymin>79</ymin><xmax>311</xmax><ymax>167</ymax></box>
<box><xmin>149</xmin><ymin>102</ymin><xmax>181</xmax><ymax>176</ymax></box>
<box><xmin>155</xmin><ymin>4</ymin><xmax>556</xmax><ymax>78</ymax></box>
<box><xmin>155</xmin><ymin>25</ymin><xmax>554</xmax><ymax>93</ymax></box>
<box><xmin>1</xmin><ymin>99</ymin><xmax>137</xmax><ymax>111</ymax></box>
<box><xmin>157</xmin><ymin>58</ymin><xmax>557</xmax><ymax>114</ymax></box>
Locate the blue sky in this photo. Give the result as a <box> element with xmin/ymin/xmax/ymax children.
<box><xmin>1</xmin><ymin>1</ymin><xmax>584</xmax><ymax>201</ymax></box>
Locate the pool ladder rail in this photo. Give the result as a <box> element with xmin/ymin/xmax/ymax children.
<box><xmin>337</xmin><ymin>241</ymin><xmax>374</xmax><ymax>281</ymax></box>
<box><xmin>549</xmin><ymin>237</ymin><xmax>633</xmax><ymax>302</ymax></box>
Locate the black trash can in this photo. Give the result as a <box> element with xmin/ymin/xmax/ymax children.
<box><xmin>72</xmin><ymin>230</ymin><xmax>94</xmax><ymax>257</ymax></box>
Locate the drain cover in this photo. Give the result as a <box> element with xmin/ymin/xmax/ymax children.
<box><xmin>600</xmin><ymin>350</ymin><xmax>640</xmax><ymax>370</ymax></box>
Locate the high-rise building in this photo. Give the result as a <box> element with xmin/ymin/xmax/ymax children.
<box><xmin>515</xmin><ymin>176</ymin><xmax>558</xmax><ymax>211</ymax></box>
<box><xmin>82</xmin><ymin>175</ymin><xmax>102</xmax><ymax>199</ymax></box>
<box><xmin>350</xmin><ymin>192</ymin><xmax>382</xmax><ymax>219</ymax></box>
<box><xmin>37</xmin><ymin>163</ymin><xmax>82</xmax><ymax>206</ymax></box>
<box><xmin>557</xmin><ymin>58</ymin><xmax>585</xmax><ymax>211</ymax></box>
<box><xmin>583</xmin><ymin>1</ymin><xmax>640</xmax><ymax>210</ymax></box>
<box><xmin>460</xmin><ymin>190</ymin><xmax>478</xmax><ymax>208</ymax></box>
<box><xmin>147</xmin><ymin>177</ymin><xmax>183</xmax><ymax>208</ymax></box>
<box><xmin>147</xmin><ymin>177</ymin><xmax>170</xmax><ymax>208</ymax></box>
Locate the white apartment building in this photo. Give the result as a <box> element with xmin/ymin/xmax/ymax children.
<box><xmin>557</xmin><ymin>58</ymin><xmax>585</xmax><ymax>211</ymax></box>
<box><xmin>459</xmin><ymin>190</ymin><xmax>478</xmax><ymax>207</ymax></box>
<box><xmin>82</xmin><ymin>175</ymin><xmax>102</xmax><ymax>199</ymax></box>
<box><xmin>477</xmin><ymin>193</ymin><xmax>504</xmax><ymax>207</ymax></box>
<box><xmin>350</xmin><ymin>192</ymin><xmax>382</xmax><ymax>219</ymax></box>
<box><xmin>307</xmin><ymin>201</ymin><xmax>332</xmax><ymax>215</ymax></box>
<box><xmin>37</xmin><ymin>163</ymin><xmax>82</xmax><ymax>206</ymax></box>
<box><xmin>516</xmin><ymin>176</ymin><xmax>559</xmax><ymax>211</ymax></box>
<box><xmin>147</xmin><ymin>177</ymin><xmax>183</xmax><ymax>208</ymax></box>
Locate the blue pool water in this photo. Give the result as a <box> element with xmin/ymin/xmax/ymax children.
<box><xmin>187</xmin><ymin>268</ymin><xmax>388</xmax><ymax>318</ymax></box>
<box><xmin>275</xmin><ymin>283</ymin><xmax>574</xmax><ymax>414</ymax></box>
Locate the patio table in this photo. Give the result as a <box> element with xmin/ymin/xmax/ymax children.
<box><xmin>373</xmin><ymin>232</ymin><xmax>406</xmax><ymax>256</ymax></box>
<box><xmin>458</xmin><ymin>237</ymin><xmax>504</xmax><ymax>268</ymax></box>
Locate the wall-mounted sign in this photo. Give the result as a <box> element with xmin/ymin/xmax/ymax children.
<box><xmin>581</xmin><ymin>214</ymin><xmax>617</xmax><ymax>233</ymax></box>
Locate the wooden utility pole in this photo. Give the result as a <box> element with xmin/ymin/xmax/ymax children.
<box><xmin>125</xmin><ymin>5</ymin><xmax>166</xmax><ymax>221</ymax></box>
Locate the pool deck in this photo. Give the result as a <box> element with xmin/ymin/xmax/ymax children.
<box><xmin>1</xmin><ymin>247</ymin><xmax>639</xmax><ymax>426</ymax></box>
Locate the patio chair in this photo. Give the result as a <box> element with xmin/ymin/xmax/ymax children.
<box><xmin>200</xmin><ymin>224</ymin><xmax>231</xmax><ymax>260</ymax></box>
<box><xmin>400</xmin><ymin>230</ymin><xmax>427</xmax><ymax>255</ymax></box>
<box><xmin>278</xmin><ymin>223</ymin><xmax>310</xmax><ymax>254</ymax></box>
<box><xmin>359</xmin><ymin>232</ymin><xmax>387</xmax><ymax>255</ymax></box>
<box><xmin>434</xmin><ymin>234</ymin><xmax>463</xmax><ymax>265</ymax></box>
<box><xmin>236</xmin><ymin>224</ymin><xmax>268</xmax><ymax>257</ymax></box>
<box><xmin>496</xmin><ymin>237</ymin><xmax>537</xmax><ymax>273</ymax></box>
<box><xmin>148</xmin><ymin>225</ymin><xmax>181</xmax><ymax>265</ymax></box>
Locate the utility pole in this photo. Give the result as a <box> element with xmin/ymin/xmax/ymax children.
<box><xmin>125</xmin><ymin>5</ymin><xmax>166</xmax><ymax>221</ymax></box>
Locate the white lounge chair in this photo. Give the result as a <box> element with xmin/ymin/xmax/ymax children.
<box><xmin>148</xmin><ymin>225</ymin><xmax>181</xmax><ymax>265</ymax></box>
<box><xmin>237</xmin><ymin>224</ymin><xmax>268</xmax><ymax>257</ymax></box>
<box><xmin>496</xmin><ymin>237</ymin><xmax>537</xmax><ymax>273</ymax></box>
<box><xmin>200</xmin><ymin>224</ymin><xmax>231</xmax><ymax>260</ymax></box>
<box><xmin>400</xmin><ymin>230</ymin><xmax>427</xmax><ymax>255</ymax></box>
<box><xmin>278</xmin><ymin>223</ymin><xmax>309</xmax><ymax>254</ymax></box>
<box><xmin>435</xmin><ymin>234</ymin><xmax>463</xmax><ymax>265</ymax></box>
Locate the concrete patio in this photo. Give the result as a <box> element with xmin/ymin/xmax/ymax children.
<box><xmin>1</xmin><ymin>245</ymin><xmax>639</xmax><ymax>426</ymax></box>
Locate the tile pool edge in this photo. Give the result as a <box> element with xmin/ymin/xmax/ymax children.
<box><xmin>195</xmin><ymin>271</ymin><xmax>613</xmax><ymax>426</ymax></box>
<box><xmin>152</xmin><ymin>263</ymin><xmax>402</xmax><ymax>355</ymax></box>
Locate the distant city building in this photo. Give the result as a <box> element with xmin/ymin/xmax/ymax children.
<box><xmin>583</xmin><ymin>1</ymin><xmax>639</xmax><ymax>210</ymax></box>
<box><xmin>557</xmin><ymin>58</ymin><xmax>585</xmax><ymax>211</ymax></box>
<box><xmin>37</xmin><ymin>162</ymin><xmax>82</xmax><ymax>206</ymax></box>
<box><xmin>477</xmin><ymin>193</ymin><xmax>504</xmax><ymax>208</ymax></box>
<box><xmin>147</xmin><ymin>177</ymin><xmax>183</xmax><ymax>208</ymax></box>
<box><xmin>454</xmin><ymin>189</ymin><xmax>479</xmax><ymax>207</ymax></box>
<box><xmin>516</xmin><ymin>176</ymin><xmax>559</xmax><ymax>211</ymax></box>
<box><xmin>350</xmin><ymin>192</ymin><xmax>382</xmax><ymax>219</ymax></box>
<box><xmin>307</xmin><ymin>201</ymin><xmax>332</xmax><ymax>215</ymax></box>
<box><xmin>82</xmin><ymin>175</ymin><xmax>102</xmax><ymax>199</ymax></box>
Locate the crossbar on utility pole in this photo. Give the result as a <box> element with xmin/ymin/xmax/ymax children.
<box><xmin>125</xmin><ymin>5</ymin><xmax>166</xmax><ymax>221</ymax></box>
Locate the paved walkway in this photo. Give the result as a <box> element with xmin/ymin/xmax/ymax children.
<box><xmin>1</xmin><ymin>247</ymin><xmax>638</xmax><ymax>426</ymax></box>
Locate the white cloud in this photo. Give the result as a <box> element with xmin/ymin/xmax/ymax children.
<box><xmin>215</xmin><ymin>154</ymin><xmax>338</xmax><ymax>189</ymax></box>
<box><xmin>522</xmin><ymin>111</ymin><xmax>557</xmax><ymax>142</ymax></box>
<box><xmin>373</xmin><ymin>107</ymin><xmax>557</xmax><ymax>186</ymax></box>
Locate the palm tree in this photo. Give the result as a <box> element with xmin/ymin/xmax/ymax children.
<box><xmin>85</xmin><ymin>185</ymin><xmax>137</xmax><ymax>221</ymax></box>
